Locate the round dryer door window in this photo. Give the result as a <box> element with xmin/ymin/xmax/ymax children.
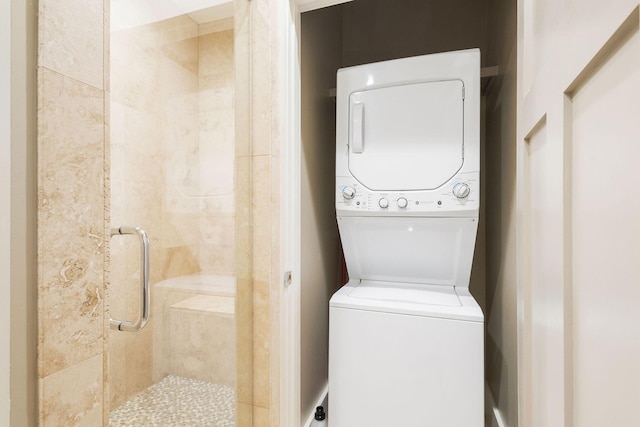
<box><xmin>348</xmin><ymin>79</ymin><xmax>464</xmax><ymax>191</ymax></box>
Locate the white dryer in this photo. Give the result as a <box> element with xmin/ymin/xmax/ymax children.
<box><xmin>329</xmin><ymin>49</ymin><xmax>483</xmax><ymax>426</ymax></box>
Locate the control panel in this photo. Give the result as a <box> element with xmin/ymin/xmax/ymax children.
<box><xmin>336</xmin><ymin>172</ymin><xmax>479</xmax><ymax>216</ymax></box>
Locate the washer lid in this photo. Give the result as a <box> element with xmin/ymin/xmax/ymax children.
<box><xmin>330</xmin><ymin>280</ymin><xmax>483</xmax><ymax>322</ymax></box>
<box><xmin>348</xmin><ymin>280</ymin><xmax>461</xmax><ymax>307</ymax></box>
<box><xmin>348</xmin><ymin>79</ymin><xmax>464</xmax><ymax>191</ymax></box>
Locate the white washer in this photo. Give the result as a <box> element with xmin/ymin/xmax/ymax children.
<box><xmin>330</xmin><ymin>49</ymin><xmax>483</xmax><ymax>426</ymax></box>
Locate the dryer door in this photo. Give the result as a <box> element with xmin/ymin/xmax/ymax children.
<box><xmin>348</xmin><ymin>79</ymin><xmax>464</xmax><ymax>191</ymax></box>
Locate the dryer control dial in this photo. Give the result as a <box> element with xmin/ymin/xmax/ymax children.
<box><xmin>453</xmin><ymin>182</ymin><xmax>471</xmax><ymax>199</ymax></box>
<box><xmin>378</xmin><ymin>198</ymin><xmax>389</xmax><ymax>209</ymax></box>
<box><xmin>342</xmin><ymin>186</ymin><xmax>356</xmax><ymax>200</ymax></box>
<box><xmin>397</xmin><ymin>197</ymin><xmax>408</xmax><ymax>208</ymax></box>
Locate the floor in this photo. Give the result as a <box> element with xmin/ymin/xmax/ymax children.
<box><xmin>109</xmin><ymin>375</ymin><xmax>235</xmax><ymax>427</ymax></box>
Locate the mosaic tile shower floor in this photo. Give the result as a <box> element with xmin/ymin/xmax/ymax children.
<box><xmin>109</xmin><ymin>375</ymin><xmax>235</xmax><ymax>427</ymax></box>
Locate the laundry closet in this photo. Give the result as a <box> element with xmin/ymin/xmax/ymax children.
<box><xmin>298</xmin><ymin>0</ymin><xmax>517</xmax><ymax>424</ymax></box>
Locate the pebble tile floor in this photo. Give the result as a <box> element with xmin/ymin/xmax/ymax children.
<box><xmin>109</xmin><ymin>375</ymin><xmax>235</xmax><ymax>427</ymax></box>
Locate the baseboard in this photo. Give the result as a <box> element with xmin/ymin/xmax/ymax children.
<box><xmin>485</xmin><ymin>383</ymin><xmax>507</xmax><ymax>427</ymax></box>
<box><xmin>303</xmin><ymin>384</ymin><xmax>328</xmax><ymax>427</ymax></box>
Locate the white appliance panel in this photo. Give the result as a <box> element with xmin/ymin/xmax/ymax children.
<box><xmin>348</xmin><ymin>80</ymin><xmax>464</xmax><ymax>191</ymax></box>
<box><xmin>338</xmin><ymin>216</ymin><xmax>477</xmax><ymax>287</ymax></box>
<box><xmin>329</xmin><ymin>306</ymin><xmax>484</xmax><ymax>427</ymax></box>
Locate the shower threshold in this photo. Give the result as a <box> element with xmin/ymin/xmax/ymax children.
<box><xmin>109</xmin><ymin>375</ymin><xmax>235</xmax><ymax>427</ymax></box>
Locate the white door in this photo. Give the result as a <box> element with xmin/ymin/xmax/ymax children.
<box><xmin>518</xmin><ymin>2</ymin><xmax>640</xmax><ymax>426</ymax></box>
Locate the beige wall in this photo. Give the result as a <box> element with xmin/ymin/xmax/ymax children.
<box><xmin>300</xmin><ymin>4</ymin><xmax>343</xmax><ymax>421</ymax></box>
<box><xmin>485</xmin><ymin>0</ymin><xmax>518</xmax><ymax>425</ymax></box>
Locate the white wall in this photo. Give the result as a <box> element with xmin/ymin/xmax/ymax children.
<box><xmin>1</xmin><ymin>0</ymin><xmax>12</xmax><ymax>421</ymax></box>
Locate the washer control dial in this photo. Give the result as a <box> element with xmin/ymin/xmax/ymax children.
<box><xmin>378</xmin><ymin>198</ymin><xmax>389</xmax><ymax>209</ymax></box>
<box><xmin>342</xmin><ymin>186</ymin><xmax>356</xmax><ymax>200</ymax></box>
<box><xmin>397</xmin><ymin>197</ymin><xmax>408</xmax><ymax>208</ymax></box>
<box><xmin>452</xmin><ymin>182</ymin><xmax>471</xmax><ymax>199</ymax></box>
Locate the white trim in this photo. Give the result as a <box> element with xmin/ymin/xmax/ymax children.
<box><xmin>280</xmin><ymin>1</ymin><xmax>302</xmax><ymax>426</ymax></box>
<box><xmin>302</xmin><ymin>384</ymin><xmax>328</xmax><ymax>427</ymax></box>
<box><xmin>0</xmin><ymin>0</ymin><xmax>12</xmax><ymax>421</ymax></box>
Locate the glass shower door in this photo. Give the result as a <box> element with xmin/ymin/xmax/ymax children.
<box><xmin>108</xmin><ymin>1</ymin><xmax>242</xmax><ymax>425</ymax></box>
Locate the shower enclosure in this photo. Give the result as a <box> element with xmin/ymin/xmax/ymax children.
<box><xmin>108</xmin><ymin>0</ymin><xmax>244</xmax><ymax>424</ymax></box>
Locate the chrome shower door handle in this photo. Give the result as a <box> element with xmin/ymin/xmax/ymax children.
<box><xmin>110</xmin><ymin>226</ymin><xmax>150</xmax><ymax>332</ymax></box>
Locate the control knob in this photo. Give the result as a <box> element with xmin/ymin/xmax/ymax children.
<box><xmin>342</xmin><ymin>186</ymin><xmax>356</xmax><ymax>200</ymax></box>
<box><xmin>452</xmin><ymin>182</ymin><xmax>471</xmax><ymax>199</ymax></box>
<box><xmin>397</xmin><ymin>197</ymin><xmax>408</xmax><ymax>208</ymax></box>
<box><xmin>378</xmin><ymin>198</ymin><xmax>389</xmax><ymax>209</ymax></box>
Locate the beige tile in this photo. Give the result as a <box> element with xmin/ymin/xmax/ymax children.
<box><xmin>237</xmin><ymin>401</ymin><xmax>253</xmax><ymax>426</ymax></box>
<box><xmin>41</xmin><ymin>354</ymin><xmax>103</xmax><ymax>427</ymax></box>
<box><xmin>168</xmin><ymin>302</ymin><xmax>236</xmax><ymax>385</ymax></box>
<box><xmin>252</xmin><ymin>280</ymin><xmax>270</xmax><ymax>408</ymax></box>
<box><xmin>171</xmin><ymin>295</ymin><xmax>234</xmax><ymax>314</ymax></box>
<box><xmin>235</xmin><ymin>156</ymin><xmax>253</xmax><ymax>281</ymax></box>
<box><xmin>39</xmin><ymin>0</ymin><xmax>104</xmax><ymax>89</ymax></box>
<box><xmin>37</xmin><ymin>68</ymin><xmax>106</xmax><ymax>377</ymax></box>
<box><xmin>252</xmin><ymin>155</ymin><xmax>272</xmax><ymax>283</ymax></box>
<box><xmin>200</xmin><ymin>30</ymin><xmax>234</xmax><ymax>90</ymax></box>
<box><xmin>250</xmin><ymin>11</ymin><xmax>273</xmax><ymax>157</ymax></box>
<box><xmin>236</xmin><ymin>278</ymin><xmax>254</xmax><ymax>405</ymax></box>
<box><xmin>199</xmin><ymin>18</ymin><xmax>235</xmax><ymax>36</ymax></box>
<box><xmin>160</xmin><ymin>14</ymin><xmax>199</xmax><ymax>46</ymax></box>
<box><xmin>253</xmin><ymin>405</ymin><xmax>270</xmax><ymax>427</ymax></box>
<box><xmin>234</xmin><ymin>12</ymin><xmax>251</xmax><ymax>159</ymax></box>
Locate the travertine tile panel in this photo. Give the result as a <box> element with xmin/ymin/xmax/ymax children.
<box><xmin>39</xmin><ymin>0</ymin><xmax>104</xmax><ymax>89</ymax></box>
<box><xmin>252</xmin><ymin>155</ymin><xmax>272</xmax><ymax>283</ymax></box>
<box><xmin>199</xmin><ymin>18</ymin><xmax>234</xmax><ymax>36</ymax></box>
<box><xmin>236</xmin><ymin>278</ymin><xmax>253</xmax><ymax>405</ymax></box>
<box><xmin>253</xmin><ymin>404</ymin><xmax>270</xmax><ymax>427</ymax></box>
<box><xmin>235</xmin><ymin>156</ymin><xmax>253</xmax><ymax>281</ymax></box>
<box><xmin>160</xmin><ymin>14</ymin><xmax>198</xmax><ymax>46</ymax></box>
<box><xmin>168</xmin><ymin>303</ymin><xmax>236</xmax><ymax>385</ymax></box>
<box><xmin>237</xmin><ymin>401</ymin><xmax>253</xmax><ymax>426</ymax></box>
<box><xmin>250</xmin><ymin>11</ymin><xmax>273</xmax><ymax>157</ymax></box>
<box><xmin>252</xmin><ymin>279</ymin><xmax>270</xmax><ymax>408</ymax></box>
<box><xmin>200</xmin><ymin>30</ymin><xmax>234</xmax><ymax>90</ymax></box>
<box><xmin>37</xmin><ymin>68</ymin><xmax>105</xmax><ymax>377</ymax></box>
<box><xmin>41</xmin><ymin>354</ymin><xmax>103</xmax><ymax>426</ymax></box>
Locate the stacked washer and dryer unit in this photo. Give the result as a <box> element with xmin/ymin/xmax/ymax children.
<box><xmin>329</xmin><ymin>49</ymin><xmax>484</xmax><ymax>426</ymax></box>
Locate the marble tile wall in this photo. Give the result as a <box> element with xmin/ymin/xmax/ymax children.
<box><xmin>37</xmin><ymin>0</ymin><xmax>107</xmax><ymax>421</ymax></box>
